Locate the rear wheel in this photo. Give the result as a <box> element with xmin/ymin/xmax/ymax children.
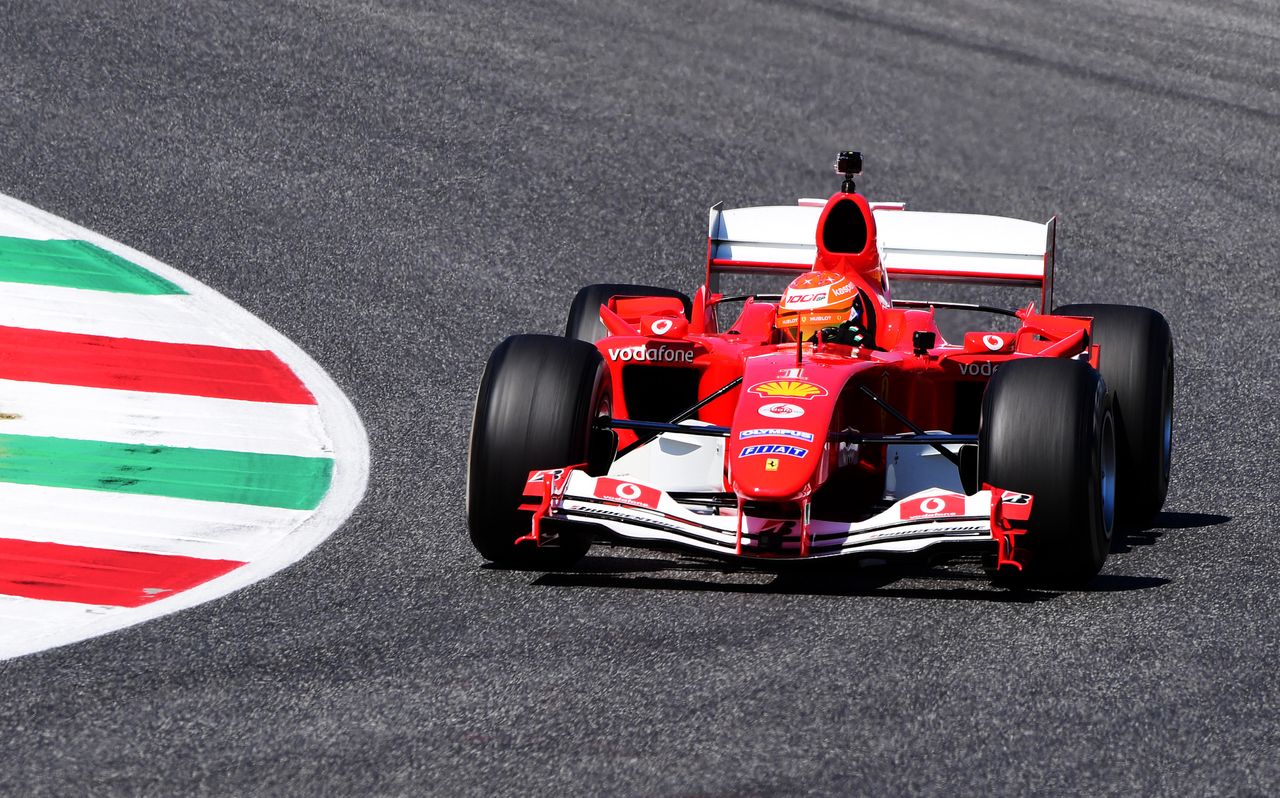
<box><xmin>980</xmin><ymin>359</ymin><xmax>1116</xmax><ymax>586</ymax></box>
<box><xmin>466</xmin><ymin>334</ymin><xmax>614</xmax><ymax>566</ymax></box>
<box><xmin>1056</xmin><ymin>303</ymin><xmax>1173</xmax><ymax>524</ymax></box>
<box><xmin>565</xmin><ymin>283</ymin><xmax>691</xmax><ymax>344</ymax></box>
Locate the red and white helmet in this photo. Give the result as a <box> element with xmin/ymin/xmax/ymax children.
<box><xmin>774</xmin><ymin>271</ymin><xmax>858</xmax><ymax>342</ymax></box>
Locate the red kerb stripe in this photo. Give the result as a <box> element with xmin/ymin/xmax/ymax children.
<box><xmin>0</xmin><ymin>326</ymin><xmax>315</xmax><ymax>404</ymax></box>
<box><xmin>0</xmin><ymin>538</ymin><xmax>244</xmax><ymax>608</ymax></box>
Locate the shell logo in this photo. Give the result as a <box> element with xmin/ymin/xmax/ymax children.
<box><xmin>748</xmin><ymin>380</ymin><xmax>828</xmax><ymax>400</ymax></box>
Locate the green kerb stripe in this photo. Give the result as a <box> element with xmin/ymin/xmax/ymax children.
<box><xmin>0</xmin><ymin>434</ymin><xmax>331</xmax><ymax>510</ymax></box>
<box><xmin>0</xmin><ymin>237</ymin><xmax>185</xmax><ymax>294</ymax></box>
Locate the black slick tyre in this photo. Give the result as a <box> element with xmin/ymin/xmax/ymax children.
<box><xmin>1056</xmin><ymin>303</ymin><xmax>1173</xmax><ymax>524</ymax></box>
<box><xmin>565</xmin><ymin>283</ymin><xmax>692</xmax><ymax>344</ymax></box>
<box><xmin>466</xmin><ymin>334</ymin><xmax>614</xmax><ymax>566</ymax></box>
<box><xmin>980</xmin><ymin>358</ymin><xmax>1117</xmax><ymax>587</ymax></box>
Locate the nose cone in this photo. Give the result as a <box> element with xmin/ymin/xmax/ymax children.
<box><xmin>729</xmin><ymin>361</ymin><xmax>839</xmax><ymax>501</ymax></box>
<box><xmin>730</xmin><ymin>437</ymin><xmax>821</xmax><ymax>499</ymax></box>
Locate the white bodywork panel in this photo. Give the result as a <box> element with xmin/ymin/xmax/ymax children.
<box><xmin>583</xmin><ymin>431</ymin><xmax>994</xmax><ymax>560</ymax></box>
<box><xmin>611</xmin><ymin>430</ymin><xmax>962</xmax><ymax>503</ymax></box>
<box><xmin>884</xmin><ymin>439</ymin><xmax>965</xmax><ymax>499</ymax></box>
<box><xmin>608</xmin><ymin>423</ymin><xmax>725</xmax><ymax>492</ymax></box>
<box><xmin>557</xmin><ymin>470</ymin><xmax>994</xmax><ymax>559</ymax></box>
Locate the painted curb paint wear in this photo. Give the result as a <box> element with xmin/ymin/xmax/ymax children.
<box><xmin>0</xmin><ymin>193</ymin><xmax>369</xmax><ymax>660</ymax></box>
<box><xmin>0</xmin><ymin>434</ymin><xmax>333</xmax><ymax>509</ymax></box>
<box><xmin>0</xmin><ymin>539</ymin><xmax>242</xmax><ymax>608</ymax></box>
<box><xmin>0</xmin><ymin>379</ymin><xmax>331</xmax><ymax>457</ymax></box>
<box><xmin>0</xmin><ymin>326</ymin><xmax>315</xmax><ymax>402</ymax></box>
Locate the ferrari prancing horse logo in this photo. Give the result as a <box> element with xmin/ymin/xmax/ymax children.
<box><xmin>749</xmin><ymin>380</ymin><xmax>828</xmax><ymax>400</ymax></box>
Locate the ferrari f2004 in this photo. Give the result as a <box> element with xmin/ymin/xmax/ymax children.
<box><xmin>467</xmin><ymin>153</ymin><xmax>1173</xmax><ymax>586</ymax></box>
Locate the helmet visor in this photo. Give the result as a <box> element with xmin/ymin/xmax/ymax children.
<box><xmin>775</xmin><ymin>309</ymin><xmax>848</xmax><ymax>342</ymax></box>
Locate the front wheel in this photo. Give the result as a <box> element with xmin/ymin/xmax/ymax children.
<box><xmin>980</xmin><ymin>358</ymin><xmax>1116</xmax><ymax>586</ymax></box>
<box><xmin>466</xmin><ymin>334</ymin><xmax>614</xmax><ymax>566</ymax></box>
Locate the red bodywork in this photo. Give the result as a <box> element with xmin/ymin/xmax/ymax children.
<box><xmin>526</xmin><ymin>189</ymin><xmax>1089</xmax><ymax>565</ymax></box>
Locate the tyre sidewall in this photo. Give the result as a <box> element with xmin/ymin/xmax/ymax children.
<box><xmin>1056</xmin><ymin>303</ymin><xmax>1173</xmax><ymax>522</ymax></box>
<box><xmin>466</xmin><ymin>335</ymin><xmax>609</xmax><ymax>564</ymax></box>
<box><xmin>980</xmin><ymin>359</ymin><xmax>1114</xmax><ymax>584</ymax></box>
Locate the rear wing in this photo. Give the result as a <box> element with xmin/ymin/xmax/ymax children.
<box><xmin>707</xmin><ymin>200</ymin><xmax>1057</xmax><ymax>310</ymax></box>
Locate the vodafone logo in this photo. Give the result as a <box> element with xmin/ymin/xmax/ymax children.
<box><xmin>594</xmin><ymin>477</ymin><xmax>661</xmax><ymax>510</ymax></box>
<box><xmin>606</xmin><ymin>345</ymin><xmax>693</xmax><ymax>363</ymax></box>
<box><xmin>899</xmin><ymin>493</ymin><xmax>966</xmax><ymax>521</ymax></box>
<box><xmin>642</xmin><ymin>314</ymin><xmax>687</xmax><ymax>338</ymax></box>
<box><xmin>958</xmin><ymin>361</ymin><xmax>1000</xmax><ymax>377</ymax></box>
<box><xmin>758</xmin><ymin>402</ymin><xmax>805</xmax><ymax>419</ymax></box>
<box><xmin>983</xmin><ymin>334</ymin><xmax>1006</xmax><ymax>351</ymax></box>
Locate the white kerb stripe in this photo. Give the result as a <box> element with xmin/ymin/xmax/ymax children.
<box><xmin>0</xmin><ymin>596</ymin><xmax>123</xmax><ymax>646</ymax></box>
<box><xmin>0</xmin><ymin>282</ymin><xmax>264</xmax><ymax>348</ymax></box>
<box><xmin>0</xmin><ymin>378</ymin><xmax>331</xmax><ymax>457</ymax></box>
<box><xmin>0</xmin><ymin>483</ymin><xmax>310</xmax><ymax>562</ymax></box>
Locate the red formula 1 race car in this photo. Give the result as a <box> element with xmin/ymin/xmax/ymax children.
<box><xmin>467</xmin><ymin>152</ymin><xmax>1174</xmax><ymax>586</ymax></box>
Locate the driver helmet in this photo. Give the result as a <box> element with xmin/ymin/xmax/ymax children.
<box><xmin>775</xmin><ymin>270</ymin><xmax>858</xmax><ymax>342</ymax></box>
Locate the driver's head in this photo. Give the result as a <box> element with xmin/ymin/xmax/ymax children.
<box><xmin>775</xmin><ymin>270</ymin><xmax>856</xmax><ymax>342</ymax></box>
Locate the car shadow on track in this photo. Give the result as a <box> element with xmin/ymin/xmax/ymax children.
<box><xmin>532</xmin><ymin>555</ymin><xmax>1063</xmax><ymax>601</ymax></box>
<box><xmin>525</xmin><ymin>512</ymin><xmax>1230</xmax><ymax>600</ymax></box>
<box><xmin>533</xmin><ymin>557</ymin><xmax>1174</xmax><ymax>601</ymax></box>
<box><xmin>1111</xmin><ymin>510</ymin><xmax>1231</xmax><ymax>554</ymax></box>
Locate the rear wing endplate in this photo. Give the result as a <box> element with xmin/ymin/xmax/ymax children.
<box><xmin>707</xmin><ymin>201</ymin><xmax>1057</xmax><ymax>310</ymax></box>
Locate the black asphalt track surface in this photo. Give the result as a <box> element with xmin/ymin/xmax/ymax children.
<box><xmin>1</xmin><ymin>1</ymin><xmax>1277</xmax><ymax>795</ymax></box>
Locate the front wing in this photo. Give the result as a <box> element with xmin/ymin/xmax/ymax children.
<box><xmin>519</xmin><ymin>469</ymin><xmax>1033</xmax><ymax>566</ymax></box>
